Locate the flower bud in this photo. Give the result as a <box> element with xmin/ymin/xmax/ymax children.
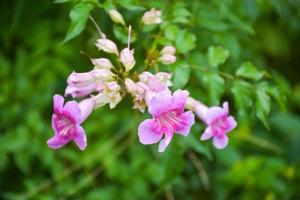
<box><xmin>155</xmin><ymin>72</ymin><xmax>173</xmax><ymax>86</ymax></box>
<box><xmin>91</xmin><ymin>69</ymin><xmax>114</xmax><ymax>81</ymax></box>
<box><xmin>92</xmin><ymin>81</ymin><xmax>122</xmax><ymax>109</ymax></box>
<box><xmin>125</xmin><ymin>78</ymin><xmax>138</xmax><ymax>93</ymax></box>
<box><xmin>141</xmin><ymin>8</ymin><xmax>162</xmax><ymax>25</ymax></box>
<box><xmin>120</xmin><ymin>48</ymin><xmax>135</xmax><ymax>72</ymax></box>
<box><xmin>108</xmin><ymin>9</ymin><xmax>126</xmax><ymax>26</ymax></box>
<box><xmin>95</xmin><ymin>38</ymin><xmax>119</xmax><ymax>56</ymax></box>
<box><xmin>91</xmin><ymin>58</ymin><xmax>113</xmax><ymax>69</ymax></box>
<box><xmin>138</xmin><ymin>71</ymin><xmax>154</xmax><ymax>84</ymax></box>
<box><xmin>161</xmin><ymin>45</ymin><xmax>176</xmax><ymax>55</ymax></box>
<box><xmin>159</xmin><ymin>54</ymin><xmax>176</xmax><ymax>65</ymax></box>
<box><xmin>65</xmin><ymin>69</ymin><xmax>114</xmax><ymax>98</ymax></box>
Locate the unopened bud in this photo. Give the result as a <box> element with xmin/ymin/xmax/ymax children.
<box><xmin>159</xmin><ymin>54</ymin><xmax>176</xmax><ymax>64</ymax></box>
<box><xmin>120</xmin><ymin>48</ymin><xmax>135</xmax><ymax>72</ymax></box>
<box><xmin>108</xmin><ymin>9</ymin><xmax>126</xmax><ymax>26</ymax></box>
<box><xmin>91</xmin><ymin>58</ymin><xmax>113</xmax><ymax>69</ymax></box>
<box><xmin>95</xmin><ymin>38</ymin><xmax>119</xmax><ymax>56</ymax></box>
<box><xmin>141</xmin><ymin>8</ymin><xmax>162</xmax><ymax>25</ymax></box>
<box><xmin>161</xmin><ymin>45</ymin><xmax>176</xmax><ymax>55</ymax></box>
<box><xmin>125</xmin><ymin>78</ymin><xmax>138</xmax><ymax>93</ymax></box>
<box><xmin>138</xmin><ymin>71</ymin><xmax>154</xmax><ymax>83</ymax></box>
<box><xmin>155</xmin><ymin>72</ymin><xmax>173</xmax><ymax>86</ymax></box>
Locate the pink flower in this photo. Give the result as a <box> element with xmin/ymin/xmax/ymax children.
<box><xmin>195</xmin><ymin>101</ymin><xmax>237</xmax><ymax>149</ymax></box>
<box><xmin>47</xmin><ymin>95</ymin><xmax>94</xmax><ymax>150</ymax></box>
<box><xmin>65</xmin><ymin>69</ymin><xmax>114</xmax><ymax>98</ymax></box>
<box><xmin>138</xmin><ymin>90</ymin><xmax>195</xmax><ymax>152</ymax></box>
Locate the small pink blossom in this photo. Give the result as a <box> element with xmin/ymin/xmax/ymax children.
<box><xmin>65</xmin><ymin>69</ymin><xmax>114</xmax><ymax>98</ymax></box>
<box><xmin>195</xmin><ymin>101</ymin><xmax>237</xmax><ymax>149</ymax></box>
<box><xmin>47</xmin><ymin>95</ymin><xmax>94</xmax><ymax>150</ymax></box>
<box><xmin>159</xmin><ymin>54</ymin><xmax>176</xmax><ymax>65</ymax></box>
<box><xmin>138</xmin><ymin>90</ymin><xmax>195</xmax><ymax>152</ymax></box>
<box><xmin>161</xmin><ymin>45</ymin><xmax>176</xmax><ymax>55</ymax></box>
<box><xmin>126</xmin><ymin>72</ymin><xmax>173</xmax><ymax>112</ymax></box>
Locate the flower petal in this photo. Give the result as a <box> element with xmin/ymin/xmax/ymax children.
<box><xmin>225</xmin><ymin>116</ymin><xmax>237</xmax><ymax>133</ymax></box>
<box><xmin>174</xmin><ymin>111</ymin><xmax>195</xmax><ymax>136</ymax></box>
<box><xmin>51</xmin><ymin>114</ymin><xmax>59</xmax><ymax>135</ymax></box>
<box><xmin>213</xmin><ymin>135</ymin><xmax>229</xmax><ymax>149</ymax></box>
<box><xmin>63</xmin><ymin>101</ymin><xmax>81</xmax><ymax>123</ymax></box>
<box><xmin>65</xmin><ymin>83</ymin><xmax>98</xmax><ymax>98</ymax></box>
<box><xmin>53</xmin><ymin>94</ymin><xmax>64</xmax><ymax>113</ymax></box>
<box><xmin>158</xmin><ymin>131</ymin><xmax>173</xmax><ymax>152</ymax></box>
<box><xmin>138</xmin><ymin>119</ymin><xmax>163</xmax><ymax>144</ymax></box>
<box><xmin>47</xmin><ymin>135</ymin><xmax>71</xmax><ymax>149</ymax></box>
<box><xmin>205</xmin><ymin>106</ymin><xmax>226</xmax><ymax>125</ymax></box>
<box><xmin>200</xmin><ymin>126</ymin><xmax>213</xmax><ymax>140</ymax></box>
<box><xmin>223</xmin><ymin>101</ymin><xmax>229</xmax><ymax>115</ymax></box>
<box><xmin>73</xmin><ymin>126</ymin><xmax>87</xmax><ymax>150</ymax></box>
<box><xmin>78</xmin><ymin>98</ymin><xmax>95</xmax><ymax>123</ymax></box>
<box><xmin>172</xmin><ymin>90</ymin><xmax>189</xmax><ymax>113</ymax></box>
<box><xmin>148</xmin><ymin>92</ymin><xmax>173</xmax><ymax>117</ymax></box>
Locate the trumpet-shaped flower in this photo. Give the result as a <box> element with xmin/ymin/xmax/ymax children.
<box><xmin>65</xmin><ymin>69</ymin><xmax>114</xmax><ymax>98</ymax></box>
<box><xmin>195</xmin><ymin>101</ymin><xmax>237</xmax><ymax>149</ymax></box>
<box><xmin>138</xmin><ymin>90</ymin><xmax>195</xmax><ymax>152</ymax></box>
<box><xmin>47</xmin><ymin>95</ymin><xmax>94</xmax><ymax>150</ymax></box>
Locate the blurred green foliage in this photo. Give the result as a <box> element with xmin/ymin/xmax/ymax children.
<box><xmin>1</xmin><ymin>0</ymin><xmax>300</xmax><ymax>199</ymax></box>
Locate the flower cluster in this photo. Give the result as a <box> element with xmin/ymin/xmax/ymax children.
<box><xmin>48</xmin><ymin>8</ymin><xmax>237</xmax><ymax>151</ymax></box>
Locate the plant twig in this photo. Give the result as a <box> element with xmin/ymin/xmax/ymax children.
<box><xmin>89</xmin><ymin>15</ymin><xmax>106</xmax><ymax>38</ymax></box>
<box><xmin>165</xmin><ymin>185</ymin><xmax>175</xmax><ymax>200</ymax></box>
<box><xmin>188</xmin><ymin>151</ymin><xmax>210</xmax><ymax>190</ymax></box>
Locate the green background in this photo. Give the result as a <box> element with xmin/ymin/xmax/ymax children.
<box><xmin>1</xmin><ymin>0</ymin><xmax>300</xmax><ymax>199</ymax></box>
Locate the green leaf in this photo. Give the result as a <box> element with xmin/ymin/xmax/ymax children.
<box><xmin>172</xmin><ymin>61</ymin><xmax>191</xmax><ymax>89</ymax></box>
<box><xmin>231</xmin><ymin>80</ymin><xmax>253</xmax><ymax>119</ymax></box>
<box><xmin>236</xmin><ymin>61</ymin><xmax>264</xmax><ymax>81</ymax></box>
<box><xmin>63</xmin><ymin>3</ymin><xmax>94</xmax><ymax>43</ymax></box>
<box><xmin>163</xmin><ymin>24</ymin><xmax>180</xmax><ymax>41</ymax></box>
<box><xmin>175</xmin><ymin>30</ymin><xmax>196</xmax><ymax>54</ymax></box>
<box><xmin>207</xmin><ymin>45</ymin><xmax>230</xmax><ymax>67</ymax></box>
<box><xmin>202</xmin><ymin>72</ymin><xmax>225</xmax><ymax>105</ymax></box>
<box><xmin>53</xmin><ymin>0</ymin><xmax>71</xmax><ymax>3</ymax></box>
<box><xmin>255</xmin><ymin>82</ymin><xmax>271</xmax><ymax>129</ymax></box>
<box><xmin>267</xmin><ymin>87</ymin><xmax>286</xmax><ymax>111</ymax></box>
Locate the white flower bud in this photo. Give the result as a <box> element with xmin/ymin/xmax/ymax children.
<box><xmin>120</xmin><ymin>48</ymin><xmax>135</xmax><ymax>72</ymax></box>
<box><xmin>125</xmin><ymin>78</ymin><xmax>138</xmax><ymax>93</ymax></box>
<box><xmin>141</xmin><ymin>8</ymin><xmax>162</xmax><ymax>25</ymax></box>
<box><xmin>159</xmin><ymin>54</ymin><xmax>176</xmax><ymax>64</ymax></box>
<box><xmin>108</xmin><ymin>9</ymin><xmax>126</xmax><ymax>26</ymax></box>
<box><xmin>161</xmin><ymin>45</ymin><xmax>176</xmax><ymax>55</ymax></box>
<box><xmin>91</xmin><ymin>69</ymin><xmax>114</xmax><ymax>81</ymax></box>
<box><xmin>138</xmin><ymin>71</ymin><xmax>154</xmax><ymax>83</ymax></box>
<box><xmin>91</xmin><ymin>58</ymin><xmax>113</xmax><ymax>69</ymax></box>
<box><xmin>155</xmin><ymin>72</ymin><xmax>173</xmax><ymax>86</ymax></box>
<box><xmin>92</xmin><ymin>81</ymin><xmax>122</xmax><ymax>109</ymax></box>
<box><xmin>95</xmin><ymin>38</ymin><xmax>119</xmax><ymax>56</ymax></box>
